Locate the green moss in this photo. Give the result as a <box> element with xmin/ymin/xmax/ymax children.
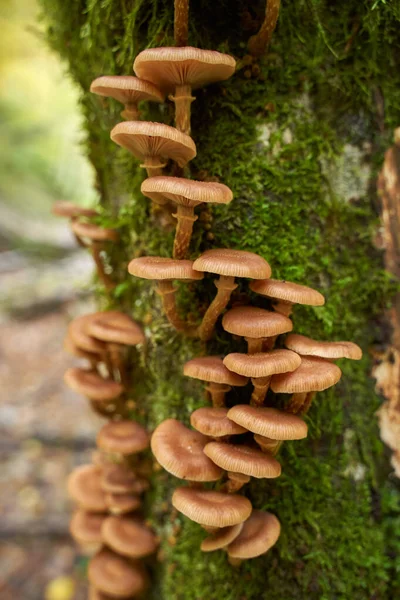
<box><xmin>38</xmin><ymin>0</ymin><xmax>400</xmax><ymax>598</ymax></box>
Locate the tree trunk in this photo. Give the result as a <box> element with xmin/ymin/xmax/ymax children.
<box><xmin>39</xmin><ymin>1</ymin><xmax>400</xmax><ymax>598</ymax></box>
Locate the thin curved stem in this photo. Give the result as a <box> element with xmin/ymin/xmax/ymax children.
<box><xmin>198</xmin><ymin>275</ymin><xmax>237</xmax><ymax>341</ymax></box>
<box><xmin>156</xmin><ymin>281</ymin><xmax>197</xmax><ymax>335</ymax></box>
<box><xmin>250</xmin><ymin>375</ymin><xmax>271</xmax><ymax>406</ymax></box>
<box><xmin>174</xmin><ymin>0</ymin><xmax>189</xmax><ymax>46</ymax></box>
<box><xmin>173</xmin><ymin>204</ymin><xmax>198</xmax><ymax>259</ymax></box>
<box><xmin>91</xmin><ymin>241</ymin><xmax>115</xmax><ymax>290</ymax></box>
<box><xmin>299</xmin><ymin>391</ymin><xmax>315</xmax><ymax>415</ymax></box>
<box><xmin>286</xmin><ymin>392</ymin><xmax>307</xmax><ymax>414</ymax></box>
<box><xmin>248</xmin><ymin>0</ymin><xmax>281</xmax><ymax>58</ymax></box>
<box><xmin>169</xmin><ymin>85</ymin><xmax>195</xmax><ymax>135</ymax></box>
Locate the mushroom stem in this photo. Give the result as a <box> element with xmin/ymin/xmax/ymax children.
<box><xmin>91</xmin><ymin>242</ymin><xmax>115</xmax><ymax>290</ymax></box>
<box><xmin>174</xmin><ymin>0</ymin><xmax>189</xmax><ymax>46</ymax></box>
<box><xmin>121</xmin><ymin>104</ymin><xmax>140</xmax><ymax>120</ymax></box>
<box><xmin>250</xmin><ymin>376</ymin><xmax>271</xmax><ymax>406</ymax></box>
<box><xmin>205</xmin><ymin>383</ymin><xmax>231</xmax><ymax>408</ymax></box>
<box><xmin>245</xmin><ymin>337</ymin><xmax>263</xmax><ymax>354</ymax></box>
<box><xmin>273</xmin><ymin>300</ymin><xmax>293</xmax><ymax>317</ymax></box>
<box><xmin>286</xmin><ymin>392</ymin><xmax>307</xmax><ymax>414</ymax></box>
<box><xmin>108</xmin><ymin>343</ymin><xmax>128</xmax><ymax>387</ymax></box>
<box><xmin>262</xmin><ymin>335</ymin><xmax>277</xmax><ymax>351</ymax></box>
<box><xmin>156</xmin><ymin>281</ymin><xmax>196</xmax><ymax>335</ymax></box>
<box><xmin>254</xmin><ymin>435</ymin><xmax>281</xmax><ymax>455</ymax></box>
<box><xmin>143</xmin><ymin>156</ymin><xmax>167</xmax><ymax>178</ymax></box>
<box><xmin>299</xmin><ymin>391</ymin><xmax>315</xmax><ymax>415</ymax></box>
<box><xmin>247</xmin><ymin>0</ymin><xmax>281</xmax><ymax>58</ymax></box>
<box><xmin>198</xmin><ymin>275</ymin><xmax>238</xmax><ymax>341</ymax></box>
<box><xmin>221</xmin><ymin>472</ymin><xmax>248</xmax><ymax>493</ymax></box>
<box><xmin>169</xmin><ymin>84</ymin><xmax>195</xmax><ymax>135</ymax></box>
<box><xmin>228</xmin><ymin>556</ymin><xmax>243</xmax><ymax>567</ymax></box>
<box><xmin>173</xmin><ymin>204</ymin><xmax>198</xmax><ymax>259</ymax></box>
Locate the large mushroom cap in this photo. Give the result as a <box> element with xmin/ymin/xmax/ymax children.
<box><xmin>201</xmin><ymin>522</ymin><xmax>243</xmax><ymax>552</ymax></box>
<box><xmin>222</xmin><ymin>306</ymin><xmax>293</xmax><ymax>338</ymax></box>
<box><xmin>227</xmin><ymin>511</ymin><xmax>281</xmax><ymax>559</ymax></box>
<box><xmin>193</xmin><ymin>248</ymin><xmax>271</xmax><ymax>279</ymax></box>
<box><xmin>285</xmin><ymin>334</ymin><xmax>362</xmax><ymax>360</ymax></box>
<box><xmin>172</xmin><ymin>487</ymin><xmax>252</xmax><ymax>527</ymax></box>
<box><xmin>71</xmin><ymin>220</ymin><xmax>118</xmax><ymax>242</ymax></box>
<box><xmin>204</xmin><ymin>442</ymin><xmax>281</xmax><ymax>479</ymax></box>
<box><xmin>128</xmin><ymin>256</ymin><xmax>204</xmax><ymax>281</ymax></box>
<box><xmin>88</xmin><ymin>312</ymin><xmax>145</xmax><ymax>346</ymax></box>
<box><xmin>88</xmin><ymin>549</ymin><xmax>148</xmax><ymax>597</ymax></box>
<box><xmin>96</xmin><ymin>420</ymin><xmax>149</xmax><ymax>455</ymax></box>
<box><xmin>250</xmin><ymin>278</ymin><xmax>325</xmax><ymax>306</ymax></box>
<box><xmin>52</xmin><ymin>200</ymin><xmax>98</xmax><ymax>218</ymax></box>
<box><xmin>111</xmin><ymin>121</ymin><xmax>196</xmax><ymax>167</ymax></box>
<box><xmin>141</xmin><ymin>176</ymin><xmax>233</xmax><ymax>207</ymax></box>
<box><xmin>271</xmin><ymin>356</ymin><xmax>342</xmax><ymax>393</ymax></box>
<box><xmin>105</xmin><ymin>492</ymin><xmax>141</xmax><ymax>515</ymax></box>
<box><xmin>228</xmin><ymin>405</ymin><xmax>308</xmax><ymax>440</ymax></box>
<box><xmin>69</xmin><ymin>509</ymin><xmax>105</xmax><ymax>550</ymax></box>
<box><xmin>223</xmin><ymin>350</ymin><xmax>301</xmax><ymax>379</ymax></box>
<box><xmin>151</xmin><ymin>419</ymin><xmax>223</xmax><ymax>481</ymax></box>
<box><xmin>67</xmin><ymin>465</ymin><xmax>107</xmax><ymax>512</ymax></box>
<box><xmin>133</xmin><ymin>47</ymin><xmax>236</xmax><ymax>93</ymax></box>
<box><xmin>102</xmin><ymin>516</ymin><xmax>158</xmax><ymax>558</ymax></box>
<box><xmin>190</xmin><ymin>407</ymin><xmax>247</xmax><ymax>437</ymax></box>
<box><xmin>183</xmin><ymin>356</ymin><xmax>248</xmax><ymax>386</ymax></box>
<box><xmin>90</xmin><ymin>75</ymin><xmax>164</xmax><ymax>104</ymax></box>
<box><xmin>64</xmin><ymin>368</ymin><xmax>124</xmax><ymax>401</ymax></box>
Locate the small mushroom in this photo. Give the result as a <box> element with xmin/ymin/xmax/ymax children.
<box><xmin>71</xmin><ymin>221</ymin><xmax>118</xmax><ymax>290</ymax></box>
<box><xmin>67</xmin><ymin>314</ymin><xmax>107</xmax><ymax>356</ymax></box>
<box><xmin>183</xmin><ymin>356</ymin><xmax>248</xmax><ymax>407</ymax></box>
<box><xmin>134</xmin><ymin>48</ymin><xmax>236</xmax><ymax>134</ymax></box>
<box><xmin>227</xmin><ymin>510</ymin><xmax>281</xmax><ymax>564</ymax></box>
<box><xmin>203</xmin><ymin>442</ymin><xmax>281</xmax><ymax>479</ymax></box>
<box><xmin>151</xmin><ymin>419</ymin><xmax>223</xmax><ymax>481</ymax></box>
<box><xmin>64</xmin><ymin>368</ymin><xmax>124</xmax><ymax>412</ymax></box>
<box><xmin>190</xmin><ymin>407</ymin><xmax>247</xmax><ymax>438</ymax></box>
<box><xmin>250</xmin><ymin>278</ymin><xmax>325</xmax><ymax>317</ymax></box>
<box><xmin>172</xmin><ymin>487</ymin><xmax>252</xmax><ymax>527</ymax></box>
<box><xmin>69</xmin><ymin>509</ymin><xmax>105</xmax><ymax>555</ymax></box>
<box><xmin>88</xmin><ymin>549</ymin><xmax>148</xmax><ymax>598</ymax></box>
<box><xmin>223</xmin><ymin>350</ymin><xmax>301</xmax><ymax>406</ymax></box>
<box><xmin>51</xmin><ymin>201</ymin><xmax>98</xmax><ymax>247</ymax></box>
<box><xmin>67</xmin><ymin>465</ymin><xmax>107</xmax><ymax>512</ymax></box>
<box><xmin>104</xmin><ymin>492</ymin><xmax>141</xmax><ymax>515</ymax></box>
<box><xmin>97</xmin><ymin>420</ymin><xmax>149</xmax><ymax>459</ymax></box>
<box><xmin>90</xmin><ymin>75</ymin><xmax>164</xmax><ymax>120</ymax></box>
<box><xmin>200</xmin><ymin>522</ymin><xmax>243</xmax><ymax>553</ymax></box>
<box><xmin>102</xmin><ymin>516</ymin><xmax>158</xmax><ymax>558</ymax></box>
<box><xmin>285</xmin><ymin>334</ymin><xmax>362</xmax><ymax>361</ymax></box>
<box><xmin>101</xmin><ymin>465</ymin><xmax>149</xmax><ymax>495</ymax></box>
<box><xmin>193</xmin><ymin>249</ymin><xmax>272</xmax><ymax>341</ymax></box>
<box><xmin>141</xmin><ymin>176</ymin><xmax>233</xmax><ymax>259</ymax></box>
<box><xmin>128</xmin><ymin>256</ymin><xmax>203</xmax><ymax>334</ymax></box>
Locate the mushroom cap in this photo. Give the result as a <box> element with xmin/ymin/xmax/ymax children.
<box><xmin>285</xmin><ymin>333</ymin><xmax>362</xmax><ymax>360</ymax></box>
<box><xmin>101</xmin><ymin>465</ymin><xmax>148</xmax><ymax>495</ymax></box>
<box><xmin>227</xmin><ymin>511</ymin><xmax>281</xmax><ymax>559</ymax></box>
<box><xmin>223</xmin><ymin>350</ymin><xmax>301</xmax><ymax>379</ymax></box>
<box><xmin>222</xmin><ymin>306</ymin><xmax>293</xmax><ymax>339</ymax></box>
<box><xmin>63</xmin><ymin>333</ymin><xmax>100</xmax><ymax>362</ymax></box>
<box><xmin>183</xmin><ymin>356</ymin><xmax>248</xmax><ymax>386</ymax></box>
<box><xmin>67</xmin><ymin>465</ymin><xmax>107</xmax><ymax>512</ymax></box>
<box><xmin>105</xmin><ymin>492</ymin><xmax>141</xmax><ymax>515</ymax></box>
<box><xmin>90</xmin><ymin>75</ymin><xmax>164</xmax><ymax>105</ymax></box>
<box><xmin>141</xmin><ymin>176</ymin><xmax>233</xmax><ymax>208</ymax></box>
<box><xmin>68</xmin><ymin>315</ymin><xmax>107</xmax><ymax>354</ymax></box>
<box><xmin>200</xmin><ymin>522</ymin><xmax>243</xmax><ymax>552</ymax></box>
<box><xmin>172</xmin><ymin>487</ymin><xmax>252</xmax><ymax>527</ymax></box>
<box><xmin>88</xmin><ymin>312</ymin><xmax>145</xmax><ymax>346</ymax></box>
<box><xmin>133</xmin><ymin>47</ymin><xmax>236</xmax><ymax>93</ymax></box>
<box><xmin>204</xmin><ymin>442</ymin><xmax>281</xmax><ymax>479</ymax></box>
<box><xmin>193</xmin><ymin>248</ymin><xmax>271</xmax><ymax>279</ymax></box>
<box><xmin>71</xmin><ymin>220</ymin><xmax>118</xmax><ymax>242</ymax></box>
<box><xmin>97</xmin><ymin>420</ymin><xmax>149</xmax><ymax>455</ymax></box>
<box><xmin>227</xmin><ymin>405</ymin><xmax>308</xmax><ymax>440</ymax></box>
<box><xmin>128</xmin><ymin>256</ymin><xmax>204</xmax><ymax>281</ymax></box>
<box><xmin>88</xmin><ymin>549</ymin><xmax>148</xmax><ymax>597</ymax></box>
<box><xmin>250</xmin><ymin>278</ymin><xmax>325</xmax><ymax>306</ymax></box>
<box><xmin>111</xmin><ymin>121</ymin><xmax>196</xmax><ymax>167</ymax></box>
<box><xmin>69</xmin><ymin>509</ymin><xmax>105</xmax><ymax>549</ymax></box>
<box><xmin>151</xmin><ymin>419</ymin><xmax>223</xmax><ymax>481</ymax></box>
<box><xmin>64</xmin><ymin>368</ymin><xmax>124</xmax><ymax>401</ymax></box>
<box><xmin>51</xmin><ymin>200</ymin><xmax>98</xmax><ymax>218</ymax></box>
<box><xmin>102</xmin><ymin>516</ymin><xmax>158</xmax><ymax>558</ymax></box>
<box><xmin>271</xmin><ymin>356</ymin><xmax>342</xmax><ymax>393</ymax></box>
<box><xmin>190</xmin><ymin>407</ymin><xmax>247</xmax><ymax>437</ymax></box>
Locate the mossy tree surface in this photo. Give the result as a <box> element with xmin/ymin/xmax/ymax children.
<box><xmin>39</xmin><ymin>1</ymin><xmax>400</xmax><ymax>598</ymax></box>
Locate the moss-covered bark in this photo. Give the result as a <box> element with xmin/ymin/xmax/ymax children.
<box><xmin>39</xmin><ymin>1</ymin><xmax>400</xmax><ymax>598</ymax></box>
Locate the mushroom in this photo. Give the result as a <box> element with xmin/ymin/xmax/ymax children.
<box><xmin>150</xmin><ymin>419</ymin><xmax>223</xmax><ymax>481</ymax></box>
<box><xmin>247</xmin><ymin>0</ymin><xmax>281</xmax><ymax>58</ymax></box>
<box><xmin>88</xmin><ymin>549</ymin><xmax>148</xmax><ymax>598</ymax></box>
<box><xmin>193</xmin><ymin>249</ymin><xmax>272</xmax><ymax>341</ymax></box>
<box><xmin>67</xmin><ymin>465</ymin><xmax>107</xmax><ymax>512</ymax></box>
<box><xmin>128</xmin><ymin>256</ymin><xmax>203</xmax><ymax>334</ymax></box>
<box><xmin>190</xmin><ymin>407</ymin><xmax>247</xmax><ymax>438</ymax></box>
<box><xmin>222</xmin><ymin>305</ymin><xmax>293</xmax><ymax>353</ymax></box>
<box><xmin>227</xmin><ymin>510</ymin><xmax>281</xmax><ymax>564</ymax></box>
<box><xmin>105</xmin><ymin>492</ymin><xmax>141</xmax><ymax>516</ymax></box>
<box><xmin>172</xmin><ymin>487</ymin><xmax>252</xmax><ymax>527</ymax></box>
<box><xmin>64</xmin><ymin>368</ymin><xmax>124</xmax><ymax>414</ymax></box>
<box><xmin>141</xmin><ymin>176</ymin><xmax>233</xmax><ymax>259</ymax></box>
<box><xmin>51</xmin><ymin>201</ymin><xmax>98</xmax><ymax>247</ymax></box>
<box><xmin>102</xmin><ymin>516</ymin><xmax>158</xmax><ymax>558</ymax></box>
<box><xmin>203</xmin><ymin>442</ymin><xmax>281</xmax><ymax>479</ymax></box>
<box><xmin>101</xmin><ymin>465</ymin><xmax>149</xmax><ymax>495</ymax></box>
<box><xmin>63</xmin><ymin>333</ymin><xmax>99</xmax><ymax>369</ymax></box>
<box><xmin>96</xmin><ymin>420</ymin><xmax>149</xmax><ymax>461</ymax></box>
<box><xmin>134</xmin><ymin>47</ymin><xmax>236</xmax><ymax>134</ymax></box>
<box><xmin>90</xmin><ymin>75</ymin><xmax>164</xmax><ymax>120</ymax></box>
<box><xmin>200</xmin><ymin>522</ymin><xmax>243</xmax><ymax>553</ymax></box>
<box><xmin>284</xmin><ymin>334</ymin><xmax>362</xmax><ymax>361</ymax></box>
<box><xmin>183</xmin><ymin>356</ymin><xmax>248</xmax><ymax>407</ymax></box>
<box><xmin>67</xmin><ymin>314</ymin><xmax>107</xmax><ymax>356</ymax></box>
<box><xmin>71</xmin><ymin>221</ymin><xmax>118</xmax><ymax>290</ymax></box>
<box><xmin>250</xmin><ymin>278</ymin><xmax>325</xmax><ymax>317</ymax></box>
<box><xmin>223</xmin><ymin>350</ymin><xmax>301</xmax><ymax>406</ymax></box>
<box><xmin>69</xmin><ymin>509</ymin><xmax>105</xmax><ymax>555</ymax></box>
<box><xmin>110</xmin><ymin>121</ymin><xmax>196</xmax><ymax>177</ymax></box>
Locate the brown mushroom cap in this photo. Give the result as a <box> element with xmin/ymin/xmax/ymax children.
<box><xmin>64</xmin><ymin>368</ymin><xmax>124</xmax><ymax>401</ymax></box>
<box><xmin>183</xmin><ymin>356</ymin><xmax>248</xmax><ymax>387</ymax></box>
<box><xmin>88</xmin><ymin>312</ymin><xmax>145</xmax><ymax>346</ymax></box>
<box><xmin>201</xmin><ymin>522</ymin><xmax>243</xmax><ymax>552</ymax></box>
<box><xmin>285</xmin><ymin>333</ymin><xmax>362</xmax><ymax>360</ymax></box>
<box><xmin>128</xmin><ymin>256</ymin><xmax>204</xmax><ymax>281</ymax></box>
<box><xmin>90</xmin><ymin>75</ymin><xmax>164</xmax><ymax>105</ymax></box>
<box><xmin>97</xmin><ymin>421</ymin><xmax>149</xmax><ymax>455</ymax></box>
<box><xmin>63</xmin><ymin>333</ymin><xmax>100</xmax><ymax>362</ymax></box>
<box><xmin>67</xmin><ymin>465</ymin><xmax>107</xmax><ymax>512</ymax></box>
<box><xmin>204</xmin><ymin>442</ymin><xmax>281</xmax><ymax>478</ymax></box>
<box><xmin>111</xmin><ymin>121</ymin><xmax>196</xmax><ymax>167</ymax></box>
<box><xmin>133</xmin><ymin>47</ymin><xmax>236</xmax><ymax>93</ymax></box>
<box><xmin>271</xmin><ymin>356</ymin><xmax>342</xmax><ymax>393</ymax></box>
<box><xmin>69</xmin><ymin>509</ymin><xmax>105</xmax><ymax>550</ymax></box>
<box><xmin>151</xmin><ymin>419</ymin><xmax>223</xmax><ymax>481</ymax></box>
<box><xmin>101</xmin><ymin>465</ymin><xmax>148</xmax><ymax>494</ymax></box>
<box><xmin>223</xmin><ymin>350</ymin><xmax>301</xmax><ymax>379</ymax></box>
<box><xmin>68</xmin><ymin>314</ymin><xmax>107</xmax><ymax>354</ymax></box>
<box><xmin>51</xmin><ymin>200</ymin><xmax>98</xmax><ymax>218</ymax></box>
<box><xmin>104</xmin><ymin>492</ymin><xmax>141</xmax><ymax>515</ymax></box>
<box><xmin>190</xmin><ymin>407</ymin><xmax>247</xmax><ymax>437</ymax></box>
<box><xmin>250</xmin><ymin>278</ymin><xmax>325</xmax><ymax>306</ymax></box>
<box><xmin>227</xmin><ymin>405</ymin><xmax>308</xmax><ymax>440</ymax></box>
<box><xmin>172</xmin><ymin>487</ymin><xmax>252</xmax><ymax>527</ymax></box>
<box><xmin>222</xmin><ymin>306</ymin><xmax>293</xmax><ymax>338</ymax></box>
<box><xmin>141</xmin><ymin>176</ymin><xmax>233</xmax><ymax>208</ymax></box>
<box><xmin>227</xmin><ymin>510</ymin><xmax>281</xmax><ymax>559</ymax></box>
<box><xmin>88</xmin><ymin>549</ymin><xmax>148</xmax><ymax>597</ymax></box>
<box><xmin>71</xmin><ymin>220</ymin><xmax>118</xmax><ymax>242</ymax></box>
<box><xmin>193</xmin><ymin>248</ymin><xmax>271</xmax><ymax>279</ymax></box>
<box><xmin>102</xmin><ymin>516</ymin><xmax>158</xmax><ymax>558</ymax></box>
